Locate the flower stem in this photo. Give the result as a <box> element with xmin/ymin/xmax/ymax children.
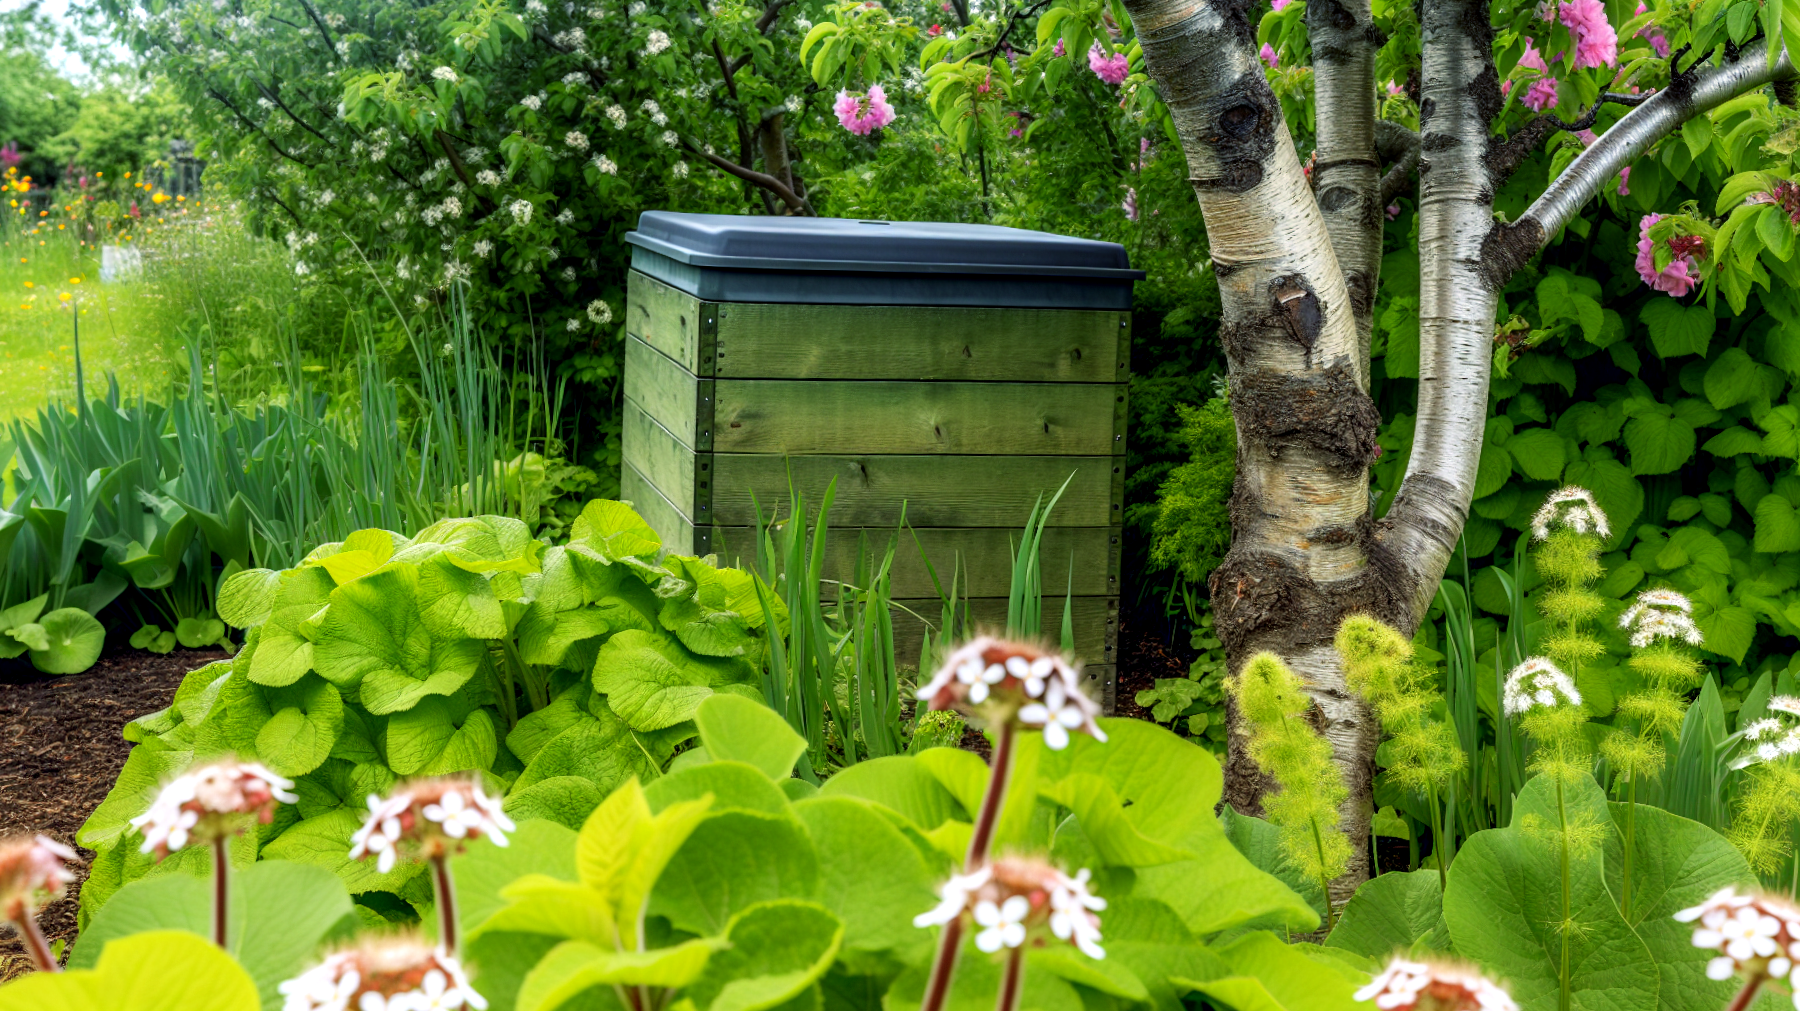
<box><xmin>996</xmin><ymin>947</ymin><xmax>1025</xmax><ymax>1011</ymax></box>
<box><xmin>1725</xmin><ymin>972</ymin><xmax>1766</xmax><ymax>1011</ymax></box>
<box><xmin>1621</xmin><ymin>776</ymin><xmax>1636</xmax><ymax>921</ymax></box>
<box><xmin>212</xmin><ymin>836</ymin><xmax>230</xmax><ymax>949</ymax></box>
<box><xmin>1427</xmin><ymin>780</ymin><xmax>1447</xmax><ymax>895</ymax></box>
<box><xmin>6</xmin><ymin>901</ymin><xmax>59</xmax><ymax>973</ymax></box>
<box><xmin>431</xmin><ymin>854</ymin><xmax>460</xmax><ymax>956</ymax></box>
<box><xmin>1557</xmin><ymin>774</ymin><xmax>1572</xmax><ymax>1011</ymax></box>
<box><xmin>923</xmin><ymin>720</ymin><xmax>1019</xmax><ymax>1011</ymax></box>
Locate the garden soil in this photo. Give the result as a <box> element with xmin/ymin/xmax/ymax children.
<box><xmin>0</xmin><ymin>647</ymin><xmax>224</xmax><ymax>980</ymax></box>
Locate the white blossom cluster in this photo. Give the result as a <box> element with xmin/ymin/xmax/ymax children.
<box><xmin>130</xmin><ymin>760</ymin><xmax>298</xmax><ymax>856</ymax></box>
<box><xmin>1531</xmin><ymin>486</ymin><xmax>1611</xmax><ymax>540</ymax></box>
<box><xmin>510</xmin><ymin>199</ymin><xmax>534</xmax><ymax>225</ymax></box>
<box><xmin>1353</xmin><ymin>959</ymin><xmax>1518</xmax><ymax>1011</ymax></box>
<box><xmin>642</xmin><ymin>99</ymin><xmax>668</xmax><ymax>125</ymax></box>
<box><xmin>917</xmin><ymin>637</ymin><xmax>1105</xmax><ymax>750</ymax></box>
<box><xmin>671</xmin><ymin>161</ymin><xmax>689</xmax><ymax>178</ymax></box>
<box><xmin>348</xmin><ymin>782</ymin><xmax>514</xmax><ymax>873</ymax></box>
<box><xmin>605</xmin><ymin>104</ymin><xmax>628</xmax><ymax>128</ymax></box>
<box><xmin>1733</xmin><ymin>696</ymin><xmax>1800</xmax><ymax>768</ymax></box>
<box><xmin>1617</xmin><ymin>588</ymin><xmax>1703</xmax><ymax>648</ymax></box>
<box><xmin>1501</xmin><ymin>657</ymin><xmax>1582</xmax><ymax>716</ymax></box>
<box><xmin>1677</xmin><ymin>888</ymin><xmax>1800</xmax><ymax>986</ymax></box>
<box><xmin>279</xmin><ymin>941</ymin><xmax>486</xmax><ymax>1011</ymax></box>
<box><xmin>431</xmin><ymin>66</ymin><xmax>458</xmax><ymax>82</ymax></box>
<box><xmin>0</xmin><ymin>835</ymin><xmax>80</xmax><ymax>909</ymax></box>
<box><xmin>644</xmin><ymin>28</ymin><xmax>671</xmax><ymax>54</ymax></box>
<box><xmin>588</xmin><ymin>299</ymin><xmax>613</xmax><ymax>324</ymax></box>
<box><xmin>565</xmin><ymin>130</ymin><xmax>589</xmax><ymax>150</ymax></box>
<box><xmin>913</xmin><ymin>858</ymin><xmax>1106</xmax><ymax>959</ymax></box>
<box><xmin>592</xmin><ymin>154</ymin><xmax>618</xmax><ymax>175</ymax></box>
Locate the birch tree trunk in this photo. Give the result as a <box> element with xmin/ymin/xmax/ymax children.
<box><xmin>1122</xmin><ymin>0</ymin><xmax>1798</xmax><ymax>903</ymax></box>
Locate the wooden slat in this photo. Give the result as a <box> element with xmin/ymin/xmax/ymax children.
<box><xmin>626</xmin><ymin>270</ymin><xmax>708</xmax><ymax>373</ymax></box>
<box><xmin>622</xmin><ymin>398</ymin><xmax>703</xmax><ymax>519</ymax></box>
<box><xmin>621</xmin><ymin>462</ymin><xmax>701</xmax><ymax>556</ymax></box>
<box><xmin>710</xmin><ymin>454</ymin><xmax>1120</xmax><ymax>528</ymax></box>
<box><xmin>624</xmin><ymin>335</ymin><xmax>710</xmax><ymax>450</ymax></box>
<box><xmin>711</xmin><ymin>302</ymin><xmax>1127</xmax><ymax>381</ymax></box>
<box><xmin>693</xmin><ymin>525</ymin><xmax>1120</xmax><ymax>598</ymax></box>
<box><xmin>714</xmin><ymin>380</ymin><xmax>1122</xmax><ymax>455</ymax></box>
<box><xmin>891</xmin><ymin>595</ymin><xmax>1118</xmax><ymax>669</ymax></box>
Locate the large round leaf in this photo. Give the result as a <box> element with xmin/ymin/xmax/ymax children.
<box><xmin>29</xmin><ymin>607</ymin><xmax>105</xmax><ymax>674</ymax></box>
<box><xmin>0</xmin><ymin>931</ymin><xmax>259</xmax><ymax>1011</ymax></box>
<box><xmin>312</xmin><ymin>563</ymin><xmax>483</xmax><ymax>714</ymax></box>
<box><xmin>591</xmin><ymin>628</ymin><xmax>759</xmax><ymax>731</ymax></box>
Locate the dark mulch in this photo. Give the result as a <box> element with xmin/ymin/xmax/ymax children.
<box><xmin>1115</xmin><ymin>615</ymin><xmax>1198</xmax><ymax>721</ymax></box>
<box><xmin>0</xmin><ymin>648</ymin><xmax>224</xmax><ymax>980</ymax></box>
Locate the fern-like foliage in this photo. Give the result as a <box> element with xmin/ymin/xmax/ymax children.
<box><xmin>1227</xmin><ymin>651</ymin><xmax>1351</xmax><ymax>923</ymax></box>
<box><xmin>1149</xmin><ymin>397</ymin><xmax>1234</xmax><ymax>586</ymax></box>
<box><xmin>1336</xmin><ymin>615</ymin><xmax>1465</xmax><ymax>795</ymax></box>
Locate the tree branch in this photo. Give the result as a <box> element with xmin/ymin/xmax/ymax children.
<box><xmin>294</xmin><ymin>0</ymin><xmax>344</xmax><ymax>64</ymax></box>
<box><xmin>1489</xmin><ymin>48</ymin><xmax>1796</xmax><ymax>279</ymax></box>
<box><xmin>1307</xmin><ymin>0</ymin><xmax>1384</xmax><ymax>373</ymax></box>
<box><xmin>727</xmin><ymin>0</ymin><xmax>796</xmax><ymax>76</ymax></box>
<box><xmin>205</xmin><ymin>84</ymin><xmax>315</xmax><ymax>169</ymax></box>
<box><xmin>686</xmin><ymin>139</ymin><xmax>814</xmax><ymax>214</ymax></box>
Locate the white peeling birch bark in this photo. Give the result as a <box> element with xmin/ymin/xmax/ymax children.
<box><xmin>1308</xmin><ymin>0</ymin><xmax>1385</xmax><ymax>364</ymax></box>
<box><xmin>1123</xmin><ymin>0</ymin><xmax>1382</xmax><ymax>901</ymax></box>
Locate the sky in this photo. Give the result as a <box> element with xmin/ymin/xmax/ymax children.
<box><xmin>1</xmin><ymin>0</ymin><xmax>135</xmax><ymax>86</ymax></box>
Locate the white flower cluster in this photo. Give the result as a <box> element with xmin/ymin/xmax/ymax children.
<box><xmin>588</xmin><ymin>299</ymin><xmax>613</xmax><ymax>324</ymax></box>
<box><xmin>672</xmin><ymin>161</ymin><xmax>689</xmax><ymax>178</ymax></box>
<box><xmin>444</xmin><ymin>261</ymin><xmax>471</xmax><ymax>284</ymax></box>
<box><xmin>564</xmin><ymin>130</ymin><xmax>588</xmax><ymax>151</ymax></box>
<box><xmin>130</xmin><ymin>761</ymin><xmax>298</xmax><ymax>856</ymax></box>
<box><xmin>629</xmin><ymin>1</ymin><xmax>647</xmax><ymax>15</ymax></box>
<box><xmin>661</xmin><ymin>130</ymin><xmax>680</xmax><ymax>147</ymax></box>
<box><xmin>555</xmin><ymin>209</ymin><xmax>575</xmax><ymax>225</ymax></box>
<box><xmin>1353</xmin><ymin>959</ymin><xmax>1518</xmax><ymax>1011</ymax></box>
<box><xmin>1501</xmin><ymin>657</ymin><xmax>1582</xmax><ymax>716</ymax></box>
<box><xmin>1733</xmin><ymin>697</ymin><xmax>1800</xmax><ymax>768</ymax></box>
<box><xmin>918</xmin><ymin>637</ymin><xmax>1106</xmax><ymax>750</ymax></box>
<box><xmin>565</xmin><ymin>317</ymin><xmax>581</xmax><ymax>330</ymax></box>
<box><xmin>476</xmin><ymin>169</ymin><xmax>501</xmax><ymax>186</ymax></box>
<box><xmin>1677</xmin><ymin>887</ymin><xmax>1800</xmax><ymax>987</ymax></box>
<box><xmin>553</xmin><ymin>27</ymin><xmax>586</xmax><ymax>47</ymax></box>
<box><xmin>913</xmin><ymin>859</ymin><xmax>1106</xmax><ymax>959</ymax></box>
<box><xmin>510</xmin><ymin>199</ymin><xmax>534</xmax><ymax>225</ymax></box>
<box><xmin>1617</xmin><ymin>588</ymin><xmax>1703</xmax><ymax>648</ymax></box>
<box><xmin>605</xmin><ymin>104</ymin><xmax>627</xmax><ymax>128</ymax></box>
<box><xmin>1531</xmin><ymin>486</ymin><xmax>1611</xmax><ymax>541</ymax></box>
<box><xmin>784</xmin><ymin>95</ymin><xmax>804</xmax><ymax>113</ymax></box>
<box><xmin>644</xmin><ymin>28</ymin><xmax>671</xmax><ymax>54</ymax></box>
<box><xmin>348</xmin><ymin>783</ymin><xmax>515</xmax><ymax>874</ymax></box>
<box><xmin>279</xmin><ymin>943</ymin><xmax>486</xmax><ymax>1011</ymax></box>
<box><xmin>431</xmin><ymin>66</ymin><xmax>458</xmax><ymax>82</ymax></box>
<box><xmin>520</xmin><ymin>94</ymin><xmax>542</xmax><ymax>112</ymax></box>
<box><xmin>0</xmin><ymin>835</ymin><xmax>80</xmax><ymax>907</ymax></box>
<box><xmin>527</xmin><ymin>0</ymin><xmax>547</xmax><ymax>12</ymax></box>
<box><xmin>562</xmin><ymin>71</ymin><xmax>586</xmax><ymax>85</ymax></box>
<box><xmin>473</xmin><ymin>239</ymin><xmax>493</xmax><ymax>258</ymax></box>
<box><xmin>642</xmin><ymin>99</ymin><xmax>668</xmax><ymax>125</ymax></box>
<box><xmin>592</xmin><ymin>154</ymin><xmax>618</xmax><ymax>175</ymax></box>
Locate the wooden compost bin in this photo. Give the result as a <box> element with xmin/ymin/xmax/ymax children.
<box><xmin>619</xmin><ymin>212</ymin><xmax>1140</xmax><ymax>709</ymax></box>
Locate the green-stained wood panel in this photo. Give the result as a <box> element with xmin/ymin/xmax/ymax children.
<box><xmin>678</xmin><ymin>524</ymin><xmax>1120</xmax><ymax>598</ymax></box>
<box><xmin>711</xmin><ymin>454</ymin><xmax>1119</xmax><ymax>528</ymax></box>
<box><xmin>622</xmin><ymin>398</ymin><xmax>703</xmax><ymax>519</ymax></box>
<box><xmin>714</xmin><ymin>379</ymin><xmax>1122</xmax><ymax>456</ymax></box>
<box><xmin>627</xmin><ymin>269</ymin><xmax>1129</xmax><ymax>382</ymax></box>
<box><xmin>624</xmin><ymin>335</ymin><xmax>712</xmax><ymax>451</ymax></box>
<box><xmin>622</xmin><ymin>462</ymin><xmax>693</xmax><ymax>554</ymax></box>
<box><xmin>627</xmin><ymin>269</ymin><xmax>711</xmax><ymax>373</ymax></box>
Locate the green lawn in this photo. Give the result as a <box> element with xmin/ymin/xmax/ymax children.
<box><xmin>0</xmin><ymin>229</ymin><xmax>178</xmax><ymax>423</ymax></box>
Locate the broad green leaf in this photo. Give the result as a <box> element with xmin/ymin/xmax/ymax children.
<box><xmin>517</xmin><ymin>938</ymin><xmax>726</xmax><ymax>1011</ymax></box>
<box><xmin>313</xmin><ymin>564</ymin><xmax>484</xmax><ymax>714</ymax></box>
<box><xmin>513</xmin><ymin>703</ymin><xmax>662</xmax><ymax>794</ymax></box>
<box><xmin>508</xmin><ymin>682</ymin><xmax>594</xmax><ymax>765</ymax></box>
<box><xmin>385</xmin><ymin>697</ymin><xmax>498</xmax><ymax>776</ymax></box>
<box><xmin>69</xmin><ymin>860</ymin><xmax>353</xmax><ymax>1010</ymax></box>
<box><xmin>418</xmin><ymin>550</ymin><xmax>507</xmax><ymax>639</ymax></box>
<box><xmin>1041</xmin><ymin>773</ymin><xmax>1191</xmax><ymax>867</ymax></box>
<box><xmin>1755</xmin><ymin>494</ymin><xmax>1800</xmax><ymax>552</ymax></box>
<box><xmin>1703</xmin><ymin>427</ymin><xmax>1766</xmax><ymax>456</ymax></box>
<box><xmin>570</xmin><ymin>500</ymin><xmax>662</xmax><ymax>560</ymax></box>
<box><xmin>1705</xmin><ymin>347</ymin><xmax>1763</xmax><ymax>409</ymax></box>
<box><xmin>78</xmin><ymin>746</ymin><xmax>196</xmax><ymax>849</ymax></box>
<box><xmin>1640</xmin><ymin>299</ymin><xmax>1714</xmax><ymax>358</ymax></box>
<box><xmin>576</xmin><ymin>778</ymin><xmax>713</xmax><ymax>949</ymax></box>
<box><xmin>792</xmin><ymin>797</ymin><xmax>940</xmax><ymax>964</ymax></box>
<box><xmin>1219</xmin><ymin>806</ymin><xmax>1328</xmax><ymax>923</ymax></box>
<box><xmin>1602</xmin><ymin>802</ymin><xmax>1754</xmax><ymax>1011</ymax></box>
<box><xmin>479</xmin><ymin>874</ymin><xmax>617</xmax><ymax>945</ymax></box>
<box><xmin>518</xmin><ymin>605</ymin><xmax>615</xmax><ymax>667</ymax></box>
<box><xmin>216</xmin><ymin>567</ymin><xmax>280</xmax><ymax>628</ymax></box>
<box><xmin>453</xmin><ymin>820</ymin><xmax>580</xmax><ymax>936</ymax></box>
<box><xmin>1029</xmin><ymin>945</ymin><xmax>1152</xmax><ymax>1002</ymax></box>
<box><xmin>262</xmin><ymin>808</ymin><xmax>428</xmax><ymax>895</ymax></box>
<box><xmin>592</xmin><ymin>629</ymin><xmax>760</xmax><ymax>731</ymax></box>
<box><xmin>885</xmin><ymin>947</ymin><xmax>1083</xmax><ymax>1011</ymax></box>
<box><xmin>505</xmin><ymin>777</ymin><xmax>607</xmax><ymax>831</ymax></box>
<box><xmin>1506</xmin><ymin>428</ymin><xmax>1566</xmax><ymax>480</ymax></box>
<box><xmin>243</xmin><ymin>673</ymin><xmax>345</xmax><ymax>778</ymax></box>
<box><xmin>1103</xmin><ymin>898</ymin><xmax>1231</xmax><ymax>1011</ymax></box>
<box><xmin>694</xmin><ymin>694</ymin><xmax>805</xmax><ymax>780</ymax></box>
<box><xmin>30</xmin><ymin>607</ymin><xmax>106</xmax><ymax>674</ymax></box>
<box><xmin>1211</xmin><ymin>930</ymin><xmax>1365</xmax><ymax>1011</ymax></box>
<box><xmin>174</xmin><ymin>616</ymin><xmax>225</xmax><ymax>649</ymax></box>
<box><xmin>1625</xmin><ymin>413</ymin><xmax>1697</xmax><ymax>475</ymax></box>
<box><xmin>1325</xmin><ymin>868</ymin><xmax>1445</xmax><ymax>959</ymax></box>
<box><xmin>649</xmin><ymin>810</ymin><xmax>819</xmax><ymax>937</ymax></box>
<box><xmin>309</xmin><ymin>527</ymin><xmax>405</xmax><ymax>583</ymax></box>
<box><xmin>685</xmin><ymin>900</ymin><xmax>844</xmax><ymax>1011</ymax></box>
<box><xmin>1562</xmin><ymin>458</ymin><xmax>1644</xmax><ymax>541</ymax></box>
<box><xmin>1443</xmin><ymin>775</ymin><xmax>1660</xmax><ymax>1011</ymax></box>
<box><xmin>644</xmin><ymin>761</ymin><xmax>790</xmax><ymax>815</ymax></box>
<box><xmin>0</xmin><ymin>930</ymin><xmax>260</xmax><ymax>1011</ymax></box>
<box><xmin>248</xmin><ymin>566</ymin><xmax>335</xmax><ymax>688</ymax></box>
<box><xmin>817</xmin><ymin>755</ymin><xmax>970</xmax><ymax>830</ymax></box>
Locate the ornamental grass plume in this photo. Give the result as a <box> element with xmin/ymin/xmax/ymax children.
<box><xmin>1336</xmin><ymin>616</ymin><xmax>1465</xmax><ymax>889</ymax></box>
<box><xmin>0</xmin><ymin>834</ymin><xmax>80</xmax><ymax>973</ymax></box>
<box><xmin>1725</xmin><ymin>698</ymin><xmax>1800</xmax><ymax>875</ymax></box>
<box><xmin>278</xmin><ymin>934</ymin><xmax>487</xmax><ymax>1011</ymax></box>
<box><xmin>348</xmin><ymin>779</ymin><xmax>514</xmax><ymax>956</ymax></box>
<box><xmin>1354</xmin><ymin>957</ymin><xmax>1519</xmax><ymax>1011</ymax></box>
<box><xmin>1674</xmin><ymin>887</ymin><xmax>1800</xmax><ymax>1011</ymax></box>
<box><xmin>1602</xmin><ymin>587</ymin><xmax>1705</xmax><ymax>915</ymax></box>
<box><xmin>1226</xmin><ymin>652</ymin><xmax>1351</xmax><ymax>928</ymax></box>
<box><xmin>131</xmin><ymin>758</ymin><xmax>297</xmax><ymax>947</ymax></box>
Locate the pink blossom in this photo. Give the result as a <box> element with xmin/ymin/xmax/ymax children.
<box><xmin>1053</xmin><ymin>38</ymin><xmax>1065</xmax><ymax>56</ymax></box>
<box><xmin>1617</xmin><ymin>166</ymin><xmax>1631</xmax><ymax>195</ymax></box>
<box><xmin>1635</xmin><ymin>213</ymin><xmax>1700</xmax><ymax>296</ymax></box>
<box><xmin>1519</xmin><ymin>37</ymin><xmax>1549</xmax><ymax>73</ymax></box>
<box><xmin>1524</xmin><ymin>78</ymin><xmax>1560</xmax><ymax>111</ymax></box>
<box><xmin>1576</xmin><ymin>128</ymin><xmax>1599</xmax><ymax>145</ymax></box>
<box><xmin>1633</xmin><ymin>3</ymin><xmax>1670</xmax><ymax>57</ymax></box>
<box><xmin>1259</xmin><ymin>43</ymin><xmax>1279</xmax><ymax>68</ymax></box>
<box><xmin>1560</xmin><ymin>0</ymin><xmax>1618</xmax><ymax>68</ymax></box>
<box><xmin>1088</xmin><ymin>43</ymin><xmax>1129</xmax><ymax>85</ymax></box>
<box><xmin>928</xmin><ymin>23</ymin><xmax>943</xmax><ymax>37</ymax></box>
<box><xmin>1386</xmin><ymin>80</ymin><xmax>1404</xmax><ymax>97</ymax></box>
<box><xmin>1271</xmin><ymin>0</ymin><xmax>1293</xmax><ymax>9</ymax></box>
<box><xmin>1502</xmin><ymin>79</ymin><xmax>1513</xmax><ymax>97</ymax></box>
<box><xmin>833</xmin><ymin>85</ymin><xmax>897</xmax><ymax>135</ymax></box>
<box><xmin>1123</xmin><ymin>187</ymin><xmax>1139</xmax><ymax>221</ymax></box>
<box><xmin>1386</xmin><ymin>203</ymin><xmax>1400</xmax><ymax>219</ymax></box>
<box><xmin>1536</xmin><ymin>1</ymin><xmax>1557</xmax><ymax>19</ymax></box>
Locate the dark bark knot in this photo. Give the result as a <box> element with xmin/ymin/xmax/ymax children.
<box><xmin>1206</xmin><ymin>519</ymin><xmax>1411</xmax><ymax>656</ymax></box>
<box><xmin>1469</xmin><ymin>62</ymin><xmax>1504</xmax><ymax>127</ymax></box>
<box><xmin>1232</xmin><ymin>358</ymin><xmax>1382</xmax><ymax>470</ymax></box>
<box><xmin>1196</xmin><ymin>72</ymin><xmax>1278</xmax><ymax>194</ymax></box>
<box><xmin>1481</xmin><ymin>217</ymin><xmax>1546</xmax><ymax>290</ymax></box>
<box><xmin>1268</xmin><ymin>275</ymin><xmax>1325</xmax><ymax>361</ymax></box>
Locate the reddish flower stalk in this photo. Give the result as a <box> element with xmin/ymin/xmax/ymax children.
<box><xmin>997</xmin><ymin>948</ymin><xmax>1025</xmax><ymax>1011</ymax></box>
<box><xmin>0</xmin><ymin>834</ymin><xmax>80</xmax><ymax>973</ymax></box>
<box><xmin>212</xmin><ymin>837</ymin><xmax>230</xmax><ymax>948</ymax></box>
<box><xmin>432</xmin><ymin>854</ymin><xmax>460</xmax><ymax>956</ymax></box>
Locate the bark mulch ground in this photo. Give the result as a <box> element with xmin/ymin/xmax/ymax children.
<box><xmin>0</xmin><ymin>648</ymin><xmax>224</xmax><ymax>981</ymax></box>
